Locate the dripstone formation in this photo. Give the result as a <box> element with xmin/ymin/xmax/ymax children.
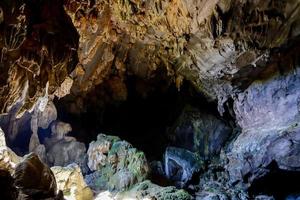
<box><xmin>0</xmin><ymin>0</ymin><xmax>300</xmax><ymax>200</ymax></box>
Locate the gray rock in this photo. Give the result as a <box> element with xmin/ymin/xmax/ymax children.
<box><xmin>164</xmin><ymin>146</ymin><xmax>203</xmax><ymax>187</ymax></box>
<box><xmin>170</xmin><ymin>105</ymin><xmax>232</xmax><ymax>160</ymax></box>
<box><xmin>226</xmin><ymin>68</ymin><xmax>300</xmax><ymax>183</ymax></box>
<box><xmin>86</xmin><ymin>134</ymin><xmax>149</xmax><ymax>191</ymax></box>
<box><xmin>46</xmin><ymin>139</ymin><xmax>87</xmax><ymax>172</ymax></box>
<box><xmin>197</xmin><ymin>162</ymin><xmax>249</xmax><ymax>200</ymax></box>
<box><xmin>254</xmin><ymin>195</ymin><xmax>275</xmax><ymax>200</ymax></box>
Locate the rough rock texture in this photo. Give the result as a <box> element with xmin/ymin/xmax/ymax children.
<box><xmin>42</xmin><ymin>120</ymin><xmax>88</xmax><ymax>173</ymax></box>
<box><xmin>0</xmin><ymin>0</ymin><xmax>79</xmax><ymax>118</ymax></box>
<box><xmin>0</xmin><ymin>0</ymin><xmax>300</xmax><ymax>199</ymax></box>
<box><xmin>196</xmin><ymin>162</ymin><xmax>249</xmax><ymax>200</ymax></box>
<box><xmin>51</xmin><ymin>164</ymin><xmax>93</xmax><ymax>200</ymax></box>
<box><xmin>164</xmin><ymin>146</ymin><xmax>202</xmax><ymax>187</ymax></box>
<box><xmin>0</xmin><ymin>127</ymin><xmax>21</xmax><ymax>173</ymax></box>
<box><xmin>61</xmin><ymin>0</ymin><xmax>300</xmax><ymax>113</ymax></box>
<box><xmin>169</xmin><ymin>105</ymin><xmax>232</xmax><ymax>159</ymax></box>
<box><xmin>226</xmin><ymin>68</ymin><xmax>300</xmax><ymax>184</ymax></box>
<box><xmin>86</xmin><ymin>134</ymin><xmax>149</xmax><ymax>191</ymax></box>
<box><xmin>116</xmin><ymin>180</ymin><xmax>192</xmax><ymax>200</ymax></box>
<box><xmin>14</xmin><ymin>153</ymin><xmax>63</xmax><ymax>199</ymax></box>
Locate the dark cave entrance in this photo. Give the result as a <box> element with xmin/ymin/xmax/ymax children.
<box><xmin>54</xmin><ymin>76</ymin><xmax>220</xmax><ymax>161</ymax></box>
<box><xmin>248</xmin><ymin>161</ymin><xmax>300</xmax><ymax>200</ymax></box>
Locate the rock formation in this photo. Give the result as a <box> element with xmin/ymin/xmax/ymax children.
<box><xmin>86</xmin><ymin>134</ymin><xmax>149</xmax><ymax>192</ymax></box>
<box><xmin>51</xmin><ymin>164</ymin><xmax>93</xmax><ymax>200</ymax></box>
<box><xmin>0</xmin><ymin>127</ymin><xmax>21</xmax><ymax>173</ymax></box>
<box><xmin>0</xmin><ymin>0</ymin><xmax>300</xmax><ymax>200</ymax></box>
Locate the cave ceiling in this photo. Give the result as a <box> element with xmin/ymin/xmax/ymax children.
<box><xmin>0</xmin><ymin>0</ymin><xmax>299</xmax><ymax>116</ymax></box>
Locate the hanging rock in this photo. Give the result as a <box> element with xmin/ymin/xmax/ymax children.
<box><xmin>51</xmin><ymin>164</ymin><xmax>93</xmax><ymax>200</ymax></box>
<box><xmin>86</xmin><ymin>134</ymin><xmax>149</xmax><ymax>191</ymax></box>
<box><xmin>37</xmin><ymin>101</ymin><xmax>58</xmax><ymax>129</ymax></box>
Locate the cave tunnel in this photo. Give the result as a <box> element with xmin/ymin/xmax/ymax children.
<box><xmin>54</xmin><ymin>75</ymin><xmax>221</xmax><ymax>162</ymax></box>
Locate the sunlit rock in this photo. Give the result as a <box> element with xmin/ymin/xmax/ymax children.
<box><xmin>0</xmin><ymin>127</ymin><xmax>21</xmax><ymax>173</ymax></box>
<box><xmin>51</xmin><ymin>164</ymin><xmax>93</xmax><ymax>200</ymax></box>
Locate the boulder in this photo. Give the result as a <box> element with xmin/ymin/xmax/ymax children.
<box><xmin>164</xmin><ymin>146</ymin><xmax>203</xmax><ymax>187</ymax></box>
<box><xmin>46</xmin><ymin>139</ymin><xmax>87</xmax><ymax>170</ymax></box>
<box><xmin>86</xmin><ymin>134</ymin><xmax>149</xmax><ymax>191</ymax></box>
<box><xmin>43</xmin><ymin>121</ymin><xmax>89</xmax><ymax>174</ymax></box>
<box><xmin>51</xmin><ymin>164</ymin><xmax>93</xmax><ymax>200</ymax></box>
<box><xmin>14</xmin><ymin>153</ymin><xmax>62</xmax><ymax>199</ymax></box>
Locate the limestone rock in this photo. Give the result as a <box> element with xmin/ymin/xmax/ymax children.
<box><xmin>50</xmin><ymin>121</ymin><xmax>73</xmax><ymax>140</ymax></box>
<box><xmin>54</xmin><ymin>76</ymin><xmax>74</xmax><ymax>99</ymax></box>
<box><xmin>87</xmin><ymin>134</ymin><xmax>120</xmax><ymax>171</ymax></box>
<box><xmin>46</xmin><ymin>138</ymin><xmax>86</xmax><ymax>168</ymax></box>
<box><xmin>0</xmin><ymin>127</ymin><xmax>21</xmax><ymax>173</ymax></box>
<box><xmin>14</xmin><ymin>153</ymin><xmax>61</xmax><ymax>199</ymax></box>
<box><xmin>0</xmin><ymin>0</ymin><xmax>78</xmax><ymax>117</ymax></box>
<box><xmin>51</xmin><ymin>164</ymin><xmax>93</xmax><ymax>200</ymax></box>
<box><xmin>37</xmin><ymin>101</ymin><xmax>58</xmax><ymax>129</ymax></box>
<box><xmin>196</xmin><ymin>163</ymin><xmax>249</xmax><ymax>200</ymax></box>
<box><xmin>86</xmin><ymin>134</ymin><xmax>149</xmax><ymax>191</ymax></box>
<box><xmin>117</xmin><ymin>180</ymin><xmax>192</xmax><ymax>200</ymax></box>
<box><xmin>170</xmin><ymin>105</ymin><xmax>232</xmax><ymax>159</ymax></box>
<box><xmin>164</xmin><ymin>146</ymin><xmax>203</xmax><ymax>188</ymax></box>
<box><xmin>226</xmin><ymin>68</ymin><xmax>300</xmax><ymax>184</ymax></box>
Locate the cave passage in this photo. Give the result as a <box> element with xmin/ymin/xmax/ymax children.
<box><xmin>248</xmin><ymin>161</ymin><xmax>300</xmax><ymax>200</ymax></box>
<box><xmin>55</xmin><ymin>76</ymin><xmax>219</xmax><ymax>161</ymax></box>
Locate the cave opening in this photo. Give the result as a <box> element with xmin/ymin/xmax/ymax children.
<box><xmin>248</xmin><ymin>161</ymin><xmax>300</xmax><ymax>200</ymax></box>
<box><xmin>54</xmin><ymin>76</ymin><xmax>220</xmax><ymax>162</ymax></box>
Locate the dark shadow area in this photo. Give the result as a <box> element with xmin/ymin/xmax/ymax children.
<box><xmin>248</xmin><ymin>161</ymin><xmax>300</xmax><ymax>200</ymax></box>
<box><xmin>55</xmin><ymin>76</ymin><xmax>219</xmax><ymax>161</ymax></box>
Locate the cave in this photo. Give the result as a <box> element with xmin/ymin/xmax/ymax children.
<box><xmin>249</xmin><ymin>161</ymin><xmax>300</xmax><ymax>200</ymax></box>
<box><xmin>0</xmin><ymin>0</ymin><xmax>300</xmax><ymax>200</ymax></box>
<box><xmin>54</xmin><ymin>76</ymin><xmax>221</xmax><ymax>161</ymax></box>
